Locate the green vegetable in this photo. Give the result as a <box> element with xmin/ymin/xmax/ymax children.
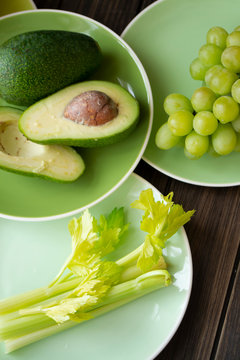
<box><xmin>0</xmin><ymin>30</ymin><xmax>102</xmax><ymax>106</ymax></box>
<box><xmin>0</xmin><ymin>189</ymin><xmax>194</xmax><ymax>353</ymax></box>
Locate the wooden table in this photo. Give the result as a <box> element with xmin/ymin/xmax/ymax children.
<box><xmin>32</xmin><ymin>0</ymin><xmax>239</xmax><ymax>359</ymax></box>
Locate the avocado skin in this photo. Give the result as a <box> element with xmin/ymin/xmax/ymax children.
<box><xmin>19</xmin><ymin>119</ymin><xmax>139</xmax><ymax>148</ymax></box>
<box><xmin>0</xmin><ymin>30</ymin><xmax>102</xmax><ymax>106</ymax></box>
<box><xmin>0</xmin><ymin>163</ymin><xmax>81</xmax><ymax>183</ymax></box>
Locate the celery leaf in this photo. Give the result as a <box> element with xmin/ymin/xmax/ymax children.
<box><xmin>131</xmin><ymin>189</ymin><xmax>194</xmax><ymax>272</ymax></box>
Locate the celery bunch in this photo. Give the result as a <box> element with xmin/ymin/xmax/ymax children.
<box><xmin>0</xmin><ymin>189</ymin><xmax>194</xmax><ymax>353</ymax></box>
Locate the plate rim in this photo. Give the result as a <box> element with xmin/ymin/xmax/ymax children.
<box><xmin>121</xmin><ymin>0</ymin><xmax>240</xmax><ymax>188</ymax></box>
<box><xmin>0</xmin><ymin>172</ymin><xmax>193</xmax><ymax>359</ymax></box>
<box><xmin>142</xmin><ymin>156</ymin><xmax>240</xmax><ymax>187</ymax></box>
<box><xmin>121</xmin><ymin>0</ymin><xmax>166</xmax><ymax>39</ymax></box>
<box><xmin>0</xmin><ymin>9</ymin><xmax>154</xmax><ymax>221</ymax></box>
<box><xmin>150</xmin><ymin>227</ymin><xmax>192</xmax><ymax>359</ymax></box>
<box><xmin>134</xmin><ymin>173</ymin><xmax>193</xmax><ymax>359</ymax></box>
<box><xmin>136</xmin><ymin>170</ymin><xmax>193</xmax><ymax>358</ymax></box>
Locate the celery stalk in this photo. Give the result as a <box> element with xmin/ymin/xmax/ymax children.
<box><xmin>100</xmin><ymin>270</ymin><xmax>170</xmax><ymax>306</ymax></box>
<box><xmin>0</xmin><ymin>270</ymin><xmax>170</xmax><ymax>342</ymax></box>
<box><xmin>120</xmin><ymin>256</ymin><xmax>167</xmax><ymax>283</ymax></box>
<box><xmin>0</xmin><ymin>314</ymin><xmax>55</xmax><ymax>340</ymax></box>
<box><xmin>0</xmin><ymin>278</ymin><xmax>81</xmax><ymax>314</ymax></box>
<box><xmin>3</xmin><ymin>270</ymin><xmax>170</xmax><ymax>353</ymax></box>
<box><xmin>0</xmin><ymin>258</ymin><xmax>167</xmax><ymax>330</ymax></box>
<box><xmin>0</xmin><ymin>290</ymin><xmax>72</xmax><ymax>323</ymax></box>
<box><xmin>116</xmin><ymin>244</ymin><xmax>143</xmax><ymax>268</ymax></box>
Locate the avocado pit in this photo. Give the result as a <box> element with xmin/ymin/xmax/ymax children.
<box><xmin>64</xmin><ymin>90</ymin><xmax>118</xmax><ymax>126</ymax></box>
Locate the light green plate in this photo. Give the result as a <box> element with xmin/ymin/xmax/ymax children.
<box><xmin>0</xmin><ymin>173</ymin><xmax>192</xmax><ymax>360</ymax></box>
<box><xmin>122</xmin><ymin>0</ymin><xmax>240</xmax><ymax>187</ymax></box>
<box><xmin>0</xmin><ymin>10</ymin><xmax>152</xmax><ymax>220</ymax></box>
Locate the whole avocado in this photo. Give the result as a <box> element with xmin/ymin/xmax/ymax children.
<box><xmin>0</xmin><ymin>30</ymin><xmax>102</xmax><ymax>106</ymax></box>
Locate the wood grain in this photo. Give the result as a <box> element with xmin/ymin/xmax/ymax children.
<box><xmin>156</xmin><ymin>182</ymin><xmax>240</xmax><ymax>360</ymax></box>
<box><xmin>36</xmin><ymin>0</ymin><xmax>142</xmax><ymax>34</ymax></box>
<box><xmin>27</xmin><ymin>1</ymin><xmax>240</xmax><ymax>359</ymax></box>
<box><xmin>34</xmin><ymin>0</ymin><xmax>61</xmax><ymax>9</ymax></box>
<box><xmin>215</xmin><ymin>259</ymin><xmax>240</xmax><ymax>360</ymax></box>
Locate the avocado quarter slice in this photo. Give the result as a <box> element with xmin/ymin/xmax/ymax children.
<box><xmin>0</xmin><ymin>107</ymin><xmax>85</xmax><ymax>182</ymax></box>
<box><xmin>19</xmin><ymin>81</ymin><xmax>140</xmax><ymax>147</ymax></box>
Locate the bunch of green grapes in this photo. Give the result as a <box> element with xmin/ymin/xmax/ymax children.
<box><xmin>155</xmin><ymin>25</ymin><xmax>240</xmax><ymax>159</ymax></box>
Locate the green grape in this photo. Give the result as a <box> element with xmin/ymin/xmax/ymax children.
<box><xmin>221</xmin><ymin>46</ymin><xmax>240</xmax><ymax>73</ymax></box>
<box><xmin>213</xmin><ymin>96</ymin><xmax>239</xmax><ymax>123</ymax></box>
<box><xmin>226</xmin><ymin>31</ymin><xmax>240</xmax><ymax>46</ymax></box>
<box><xmin>184</xmin><ymin>148</ymin><xmax>201</xmax><ymax>160</ymax></box>
<box><xmin>204</xmin><ymin>64</ymin><xmax>222</xmax><ymax>84</ymax></box>
<box><xmin>185</xmin><ymin>130</ymin><xmax>209</xmax><ymax>157</ymax></box>
<box><xmin>212</xmin><ymin>123</ymin><xmax>237</xmax><ymax>155</ymax></box>
<box><xmin>208</xmin><ymin>143</ymin><xmax>221</xmax><ymax>157</ymax></box>
<box><xmin>163</xmin><ymin>93</ymin><xmax>193</xmax><ymax>115</ymax></box>
<box><xmin>205</xmin><ymin>64</ymin><xmax>238</xmax><ymax>95</ymax></box>
<box><xmin>206</xmin><ymin>26</ymin><xmax>228</xmax><ymax>49</ymax></box>
<box><xmin>231</xmin><ymin>114</ymin><xmax>240</xmax><ymax>132</ymax></box>
<box><xmin>189</xmin><ymin>58</ymin><xmax>209</xmax><ymax>80</ymax></box>
<box><xmin>235</xmin><ymin>133</ymin><xmax>240</xmax><ymax>151</ymax></box>
<box><xmin>193</xmin><ymin>111</ymin><xmax>218</xmax><ymax>135</ymax></box>
<box><xmin>231</xmin><ymin>79</ymin><xmax>240</xmax><ymax>103</ymax></box>
<box><xmin>155</xmin><ymin>122</ymin><xmax>180</xmax><ymax>149</ymax></box>
<box><xmin>168</xmin><ymin>110</ymin><xmax>193</xmax><ymax>136</ymax></box>
<box><xmin>198</xmin><ymin>43</ymin><xmax>222</xmax><ymax>67</ymax></box>
<box><xmin>234</xmin><ymin>25</ymin><xmax>240</xmax><ymax>31</ymax></box>
<box><xmin>191</xmin><ymin>86</ymin><xmax>217</xmax><ymax>112</ymax></box>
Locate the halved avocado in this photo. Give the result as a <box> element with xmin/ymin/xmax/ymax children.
<box><xmin>19</xmin><ymin>81</ymin><xmax>140</xmax><ymax>147</ymax></box>
<box><xmin>0</xmin><ymin>107</ymin><xmax>85</xmax><ymax>182</ymax></box>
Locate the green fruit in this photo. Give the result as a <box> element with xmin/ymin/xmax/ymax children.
<box><xmin>167</xmin><ymin>110</ymin><xmax>193</xmax><ymax>136</ymax></box>
<box><xmin>155</xmin><ymin>122</ymin><xmax>180</xmax><ymax>149</ymax></box>
<box><xmin>19</xmin><ymin>81</ymin><xmax>140</xmax><ymax>147</ymax></box>
<box><xmin>0</xmin><ymin>106</ymin><xmax>85</xmax><ymax>181</ymax></box>
<box><xmin>212</xmin><ymin>123</ymin><xmax>237</xmax><ymax>155</ymax></box>
<box><xmin>0</xmin><ymin>30</ymin><xmax>102</xmax><ymax>106</ymax></box>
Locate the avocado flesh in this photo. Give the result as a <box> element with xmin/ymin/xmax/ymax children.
<box><xmin>19</xmin><ymin>81</ymin><xmax>140</xmax><ymax>147</ymax></box>
<box><xmin>0</xmin><ymin>30</ymin><xmax>101</xmax><ymax>106</ymax></box>
<box><xmin>0</xmin><ymin>107</ymin><xmax>85</xmax><ymax>182</ymax></box>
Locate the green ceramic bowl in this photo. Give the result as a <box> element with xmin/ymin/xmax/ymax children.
<box><xmin>0</xmin><ymin>173</ymin><xmax>192</xmax><ymax>359</ymax></box>
<box><xmin>0</xmin><ymin>10</ymin><xmax>152</xmax><ymax>220</ymax></box>
<box><xmin>122</xmin><ymin>0</ymin><xmax>240</xmax><ymax>187</ymax></box>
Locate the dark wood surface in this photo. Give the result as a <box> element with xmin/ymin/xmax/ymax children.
<box><xmin>33</xmin><ymin>1</ymin><xmax>239</xmax><ymax>359</ymax></box>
